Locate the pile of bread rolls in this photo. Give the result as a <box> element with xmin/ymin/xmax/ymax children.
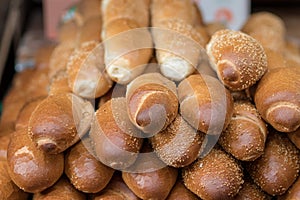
<box><xmin>0</xmin><ymin>0</ymin><xmax>300</xmax><ymax>199</ymax></box>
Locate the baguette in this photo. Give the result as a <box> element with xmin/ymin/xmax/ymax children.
<box><xmin>101</xmin><ymin>0</ymin><xmax>153</xmax><ymax>84</ymax></box>
<box><xmin>182</xmin><ymin>147</ymin><xmax>244</xmax><ymax>199</ymax></box>
<box><xmin>206</xmin><ymin>29</ymin><xmax>268</xmax><ymax>91</ymax></box>
<box><xmin>90</xmin><ymin>97</ymin><xmax>143</xmax><ymax>170</ymax></box>
<box><xmin>7</xmin><ymin>128</ymin><xmax>64</xmax><ymax>193</ymax></box>
<box><xmin>246</xmin><ymin>131</ymin><xmax>300</xmax><ymax>196</ymax></box>
<box><xmin>218</xmin><ymin>101</ymin><xmax>268</xmax><ymax>161</ymax></box>
<box><xmin>33</xmin><ymin>176</ymin><xmax>86</xmax><ymax>200</ymax></box>
<box><xmin>65</xmin><ymin>138</ymin><xmax>114</xmax><ymax>193</ymax></box>
<box><xmin>178</xmin><ymin>74</ymin><xmax>233</xmax><ymax>134</ymax></box>
<box><xmin>126</xmin><ymin>73</ymin><xmax>178</xmax><ymax>135</ymax></box>
<box><xmin>67</xmin><ymin>40</ymin><xmax>113</xmax><ymax>98</ymax></box>
<box><xmin>150</xmin><ymin>114</ymin><xmax>205</xmax><ymax>167</ymax></box>
<box><xmin>254</xmin><ymin>67</ymin><xmax>300</xmax><ymax>132</ymax></box>
<box><xmin>28</xmin><ymin>93</ymin><xmax>94</xmax><ymax>154</ymax></box>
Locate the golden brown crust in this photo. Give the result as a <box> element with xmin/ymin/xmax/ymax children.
<box><xmin>58</xmin><ymin>20</ymin><xmax>79</xmax><ymax>44</ymax></box>
<box><xmin>33</xmin><ymin>176</ymin><xmax>86</xmax><ymax>200</ymax></box>
<box><xmin>182</xmin><ymin>147</ymin><xmax>244</xmax><ymax>199</ymax></box>
<box><xmin>219</xmin><ymin>101</ymin><xmax>268</xmax><ymax>161</ymax></box>
<box><xmin>65</xmin><ymin>139</ymin><xmax>114</xmax><ymax>193</ymax></box>
<box><xmin>166</xmin><ymin>181</ymin><xmax>198</xmax><ymax>200</ymax></box>
<box><xmin>78</xmin><ymin>16</ymin><xmax>102</xmax><ymax>44</ymax></box>
<box><xmin>0</xmin><ymin>160</ymin><xmax>29</xmax><ymax>200</ymax></box>
<box><xmin>264</xmin><ymin>48</ymin><xmax>287</xmax><ymax>70</ymax></box>
<box><xmin>122</xmin><ymin>166</ymin><xmax>178</xmax><ymax>200</ymax></box>
<box><xmin>90</xmin><ymin>98</ymin><xmax>143</xmax><ymax>170</ymax></box>
<box><xmin>7</xmin><ymin>128</ymin><xmax>64</xmax><ymax>193</ymax></box>
<box><xmin>254</xmin><ymin>67</ymin><xmax>300</xmax><ymax>132</ymax></box>
<box><xmin>67</xmin><ymin>40</ymin><xmax>113</xmax><ymax>98</ymax></box>
<box><xmin>178</xmin><ymin>74</ymin><xmax>233</xmax><ymax>134</ymax></box>
<box><xmin>48</xmin><ymin>70</ymin><xmax>72</xmax><ymax>95</ymax></box>
<box><xmin>76</xmin><ymin>0</ymin><xmax>101</xmax><ymax>24</ymax></box>
<box><xmin>28</xmin><ymin>93</ymin><xmax>94</xmax><ymax>154</ymax></box>
<box><xmin>151</xmin><ymin>115</ymin><xmax>205</xmax><ymax>167</ymax></box>
<box><xmin>279</xmin><ymin>177</ymin><xmax>300</xmax><ymax>200</ymax></box>
<box><xmin>246</xmin><ymin>131</ymin><xmax>300</xmax><ymax>196</ymax></box>
<box><xmin>234</xmin><ymin>179</ymin><xmax>271</xmax><ymax>200</ymax></box>
<box><xmin>92</xmin><ymin>174</ymin><xmax>140</xmax><ymax>200</ymax></box>
<box><xmin>206</xmin><ymin>29</ymin><xmax>268</xmax><ymax>91</ymax></box>
<box><xmin>242</xmin><ymin>12</ymin><xmax>286</xmax><ymax>52</ymax></box>
<box><xmin>102</xmin><ymin>0</ymin><xmax>150</xmax><ymax>27</ymax></box>
<box><xmin>126</xmin><ymin>73</ymin><xmax>178</xmax><ymax>134</ymax></box>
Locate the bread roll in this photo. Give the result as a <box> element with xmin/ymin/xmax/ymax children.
<box><xmin>182</xmin><ymin>147</ymin><xmax>244</xmax><ymax>199</ymax></box>
<box><xmin>288</xmin><ymin>128</ymin><xmax>300</xmax><ymax>149</ymax></box>
<box><xmin>206</xmin><ymin>29</ymin><xmax>268</xmax><ymax>91</ymax></box>
<box><xmin>65</xmin><ymin>138</ymin><xmax>114</xmax><ymax>193</ymax></box>
<box><xmin>102</xmin><ymin>18</ymin><xmax>153</xmax><ymax>84</ymax></box>
<box><xmin>126</xmin><ymin>73</ymin><xmax>178</xmax><ymax>135</ymax></box>
<box><xmin>151</xmin><ymin>114</ymin><xmax>205</xmax><ymax>167</ymax></box>
<box><xmin>34</xmin><ymin>44</ymin><xmax>56</xmax><ymax>69</ymax></box>
<box><xmin>219</xmin><ymin>101</ymin><xmax>268</xmax><ymax>161</ymax></box>
<box><xmin>0</xmin><ymin>130</ymin><xmax>12</xmax><ymax>161</ymax></box>
<box><xmin>15</xmin><ymin>97</ymin><xmax>45</xmax><ymax>131</ymax></box>
<box><xmin>246</xmin><ymin>131</ymin><xmax>300</xmax><ymax>196</ymax></box>
<box><xmin>48</xmin><ymin>41</ymin><xmax>75</xmax><ymax>79</ymax></box>
<box><xmin>242</xmin><ymin>12</ymin><xmax>286</xmax><ymax>52</ymax></box>
<box><xmin>151</xmin><ymin>0</ymin><xmax>200</xmax><ymax>27</ymax></box>
<box><xmin>67</xmin><ymin>40</ymin><xmax>113</xmax><ymax>98</ymax></box>
<box><xmin>28</xmin><ymin>93</ymin><xmax>94</xmax><ymax>154</ymax></box>
<box><xmin>58</xmin><ymin>20</ymin><xmax>79</xmax><ymax>44</ymax></box>
<box><xmin>178</xmin><ymin>74</ymin><xmax>233</xmax><ymax>134</ymax></box>
<box><xmin>278</xmin><ymin>176</ymin><xmax>300</xmax><ymax>200</ymax></box>
<box><xmin>152</xmin><ymin>19</ymin><xmax>206</xmax><ymax>81</ymax></box>
<box><xmin>48</xmin><ymin>70</ymin><xmax>72</xmax><ymax>95</ymax></box>
<box><xmin>264</xmin><ymin>48</ymin><xmax>287</xmax><ymax>70</ymax></box>
<box><xmin>166</xmin><ymin>181</ymin><xmax>198</xmax><ymax>200</ymax></box>
<box><xmin>75</xmin><ymin>0</ymin><xmax>101</xmax><ymax>24</ymax></box>
<box><xmin>254</xmin><ymin>67</ymin><xmax>300</xmax><ymax>132</ymax></box>
<box><xmin>102</xmin><ymin>0</ymin><xmax>150</xmax><ymax>27</ymax></box>
<box><xmin>91</xmin><ymin>174</ymin><xmax>139</xmax><ymax>200</ymax></box>
<box><xmin>33</xmin><ymin>176</ymin><xmax>86</xmax><ymax>200</ymax></box>
<box><xmin>78</xmin><ymin>16</ymin><xmax>102</xmax><ymax>44</ymax></box>
<box><xmin>90</xmin><ymin>97</ymin><xmax>143</xmax><ymax>170</ymax></box>
<box><xmin>205</xmin><ymin>22</ymin><xmax>226</xmax><ymax>37</ymax></box>
<box><xmin>234</xmin><ymin>178</ymin><xmax>270</xmax><ymax>200</ymax></box>
<box><xmin>122</xmin><ymin>154</ymin><xmax>178</xmax><ymax>200</ymax></box>
<box><xmin>7</xmin><ymin>128</ymin><xmax>64</xmax><ymax>193</ymax></box>
<box><xmin>0</xmin><ymin>161</ymin><xmax>29</xmax><ymax>200</ymax></box>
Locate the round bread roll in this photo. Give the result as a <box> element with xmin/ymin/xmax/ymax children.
<box><xmin>90</xmin><ymin>97</ymin><xmax>143</xmax><ymax>170</ymax></box>
<box><xmin>178</xmin><ymin>74</ymin><xmax>233</xmax><ymax>134</ymax></box>
<box><xmin>65</xmin><ymin>138</ymin><xmax>114</xmax><ymax>193</ymax></box>
<box><xmin>126</xmin><ymin>73</ymin><xmax>178</xmax><ymax>135</ymax></box>
<box><xmin>0</xmin><ymin>160</ymin><xmax>29</xmax><ymax>200</ymax></box>
<box><xmin>15</xmin><ymin>97</ymin><xmax>45</xmax><ymax>131</ymax></box>
<box><xmin>91</xmin><ymin>174</ymin><xmax>139</xmax><ymax>200</ymax></box>
<box><xmin>288</xmin><ymin>128</ymin><xmax>300</xmax><ymax>149</ymax></box>
<box><xmin>182</xmin><ymin>147</ymin><xmax>244</xmax><ymax>199</ymax></box>
<box><xmin>150</xmin><ymin>114</ymin><xmax>205</xmax><ymax>168</ymax></box>
<box><xmin>7</xmin><ymin>128</ymin><xmax>64</xmax><ymax>193</ymax></box>
<box><xmin>166</xmin><ymin>181</ymin><xmax>198</xmax><ymax>200</ymax></box>
<box><xmin>218</xmin><ymin>101</ymin><xmax>268</xmax><ymax>161</ymax></box>
<box><xmin>242</xmin><ymin>12</ymin><xmax>286</xmax><ymax>52</ymax></box>
<box><xmin>67</xmin><ymin>40</ymin><xmax>113</xmax><ymax>99</ymax></box>
<box><xmin>246</xmin><ymin>131</ymin><xmax>300</xmax><ymax>196</ymax></box>
<box><xmin>234</xmin><ymin>178</ymin><xmax>270</xmax><ymax>200</ymax></box>
<box><xmin>28</xmin><ymin>93</ymin><xmax>94</xmax><ymax>154</ymax></box>
<box><xmin>254</xmin><ymin>67</ymin><xmax>300</xmax><ymax>133</ymax></box>
<box><xmin>33</xmin><ymin>176</ymin><xmax>86</xmax><ymax>200</ymax></box>
<box><xmin>206</xmin><ymin>29</ymin><xmax>268</xmax><ymax>91</ymax></box>
<box><xmin>122</xmin><ymin>162</ymin><xmax>178</xmax><ymax>200</ymax></box>
<box><xmin>278</xmin><ymin>176</ymin><xmax>300</xmax><ymax>200</ymax></box>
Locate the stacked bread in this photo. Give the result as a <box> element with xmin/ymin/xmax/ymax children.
<box><xmin>0</xmin><ymin>0</ymin><xmax>300</xmax><ymax>199</ymax></box>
